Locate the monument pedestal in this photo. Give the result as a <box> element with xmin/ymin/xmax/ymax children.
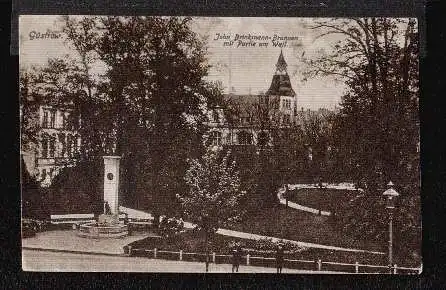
<box><xmin>103</xmin><ymin>156</ymin><xmax>121</xmax><ymax>214</ymax></box>
<box><xmin>77</xmin><ymin>155</ymin><xmax>128</xmax><ymax>239</ymax></box>
<box><xmin>98</xmin><ymin>214</ymin><xmax>119</xmax><ymax>225</ymax></box>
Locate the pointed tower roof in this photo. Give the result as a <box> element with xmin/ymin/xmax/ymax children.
<box><xmin>276</xmin><ymin>49</ymin><xmax>288</xmax><ymax>73</ymax></box>
<box><xmin>267</xmin><ymin>50</ymin><xmax>296</xmax><ymax>96</ymax></box>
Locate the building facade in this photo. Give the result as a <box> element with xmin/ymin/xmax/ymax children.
<box><xmin>206</xmin><ymin>51</ymin><xmax>300</xmax><ymax>147</ymax></box>
<box><xmin>22</xmin><ymin>103</ymin><xmax>81</xmax><ymax>187</ymax></box>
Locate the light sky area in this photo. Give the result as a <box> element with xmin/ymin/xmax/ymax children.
<box><xmin>20</xmin><ymin>16</ymin><xmax>350</xmax><ymax>109</ymax></box>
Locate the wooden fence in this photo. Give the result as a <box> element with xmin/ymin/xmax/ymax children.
<box><xmin>126</xmin><ymin>246</ymin><xmax>421</xmax><ymax>274</ymax></box>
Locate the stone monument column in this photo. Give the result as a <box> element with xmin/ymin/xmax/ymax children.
<box><xmin>103</xmin><ymin>156</ymin><xmax>121</xmax><ymax>214</ymax></box>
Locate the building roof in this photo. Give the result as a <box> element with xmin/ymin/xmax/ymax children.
<box><xmin>276</xmin><ymin>50</ymin><xmax>288</xmax><ymax>73</ymax></box>
<box><xmin>223</xmin><ymin>94</ymin><xmax>260</xmax><ymax>106</ymax></box>
<box><xmin>266</xmin><ymin>51</ymin><xmax>296</xmax><ymax>97</ymax></box>
<box><xmin>266</xmin><ymin>74</ymin><xmax>296</xmax><ymax>96</ymax></box>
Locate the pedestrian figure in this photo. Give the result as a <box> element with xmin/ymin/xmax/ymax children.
<box><xmin>276</xmin><ymin>244</ymin><xmax>284</xmax><ymax>273</ymax></box>
<box><xmin>232</xmin><ymin>246</ymin><xmax>241</xmax><ymax>273</ymax></box>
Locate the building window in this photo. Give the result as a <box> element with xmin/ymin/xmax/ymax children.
<box><xmin>238</xmin><ymin>131</ymin><xmax>253</xmax><ymax>145</ymax></box>
<box><xmin>282</xmin><ymin>99</ymin><xmax>291</xmax><ymax>109</ymax></box>
<box><xmin>226</xmin><ymin>132</ymin><xmax>232</xmax><ymax>145</ymax></box>
<box><xmin>49</xmin><ymin>135</ymin><xmax>56</xmax><ymax>157</ymax></box>
<box><xmin>258</xmin><ymin>131</ymin><xmax>269</xmax><ymax>146</ymax></box>
<box><xmin>41</xmin><ymin>169</ymin><xmax>47</xmax><ymax>181</ymax></box>
<box><xmin>49</xmin><ymin>110</ymin><xmax>56</xmax><ymax>128</ymax></box>
<box><xmin>43</xmin><ymin>110</ymin><xmax>49</xmax><ymax>128</ymax></box>
<box><xmin>210</xmin><ymin>131</ymin><xmax>222</xmax><ymax>146</ymax></box>
<box><xmin>41</xmin><ymin>135</ymin><xmax>48</xmax><ymax>158</ymax></box>
<box><xmin>73</xmin><ymin>135</ymin><xmax>79</xmax><ymax>154</ymax></box>
<box><xmin>67</xmin><ymin>135</ymin><xmax>72</xmax><ymax>157</ymax></box>
<box><xmin>59</xmin><ymin>133</ymin><xmax>66</xmax><ymax>157</ymax></box>
<box><xmin>61</xmin><ymin>112</ymin><xmax>66</xmax><ymax>129</ymax></box>
<box><xmin>212</xmin><ymin>110</ymin><xmax>219</xmax><ymax>123</ymax></box>
<box><xmin>65</xmin><ymin>112</ymin><xmax>76</xmax><ymax>130</ymax></box>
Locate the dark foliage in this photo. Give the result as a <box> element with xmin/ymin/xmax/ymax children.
<box><xmin>47</xmin><ymin>159</ymin><xmax>103</xmax><ymax>215</ymax></box>
<box><xmin>21</xmin><ymin>157</ymin><xmax>49</xmax><ymax>219</ymax></box>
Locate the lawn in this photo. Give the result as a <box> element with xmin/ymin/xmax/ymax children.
<box><xmin>285</xmin><ymin>188</ymin><xmax>359</xmax><ymax>212</ymax></box>
<box><xmin>128</xmin><ymin>187</ymin><xmax>394</xmax><ymax>268</ymax></box>
<box><xmin>230</xmin><ymin>203</ymin><xmax>382</xmax><ymax>252</ymax></box>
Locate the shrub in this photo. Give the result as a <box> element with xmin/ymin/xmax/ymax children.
<box><xmin>159</xmin><ymin>216</ymin><xmax>185</xmax><ymax>240</ymax></box>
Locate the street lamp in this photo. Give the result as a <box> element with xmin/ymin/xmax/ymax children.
<box><xmin>383</xmin><ymin>181</ymin><xmax>399</xmax><ymax>273</ymax></box>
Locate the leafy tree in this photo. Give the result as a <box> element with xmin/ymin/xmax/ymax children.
<box><xmin>60</xmin><ymin>16</ymin><xmax>219</xmax><ymax>220</ymax></box>
<box><xmin>178</xmin><ymin>148</ymin><xmax>246</xmax><ymax>272</ymax></box>
<box><xmin>303</xmin><ymin>18</ymin><xmax>420</xmax><ymax>264</ymax></box>
<box><xmin>20</xmin><ymin>69</ymin><xmax>40</xmax><ymax>153</ymax></box>
<box><xmin>298</xmin><ymin>109</ymin><xmax>337</xmax><ymax>182</ymax></box>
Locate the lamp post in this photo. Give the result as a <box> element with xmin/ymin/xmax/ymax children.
<box><xmin>383</xmin><ymin>181</ymin><xmax>399</xmax><ymax>274</ymax></box>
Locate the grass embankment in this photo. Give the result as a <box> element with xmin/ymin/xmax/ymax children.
<box><xmin>129</xmin><ymin>188</ymin><xmax>387</xmax><ymax>268</ymax></box>
<box><xmin>231</xmin><ymin>203</ymin><xmax>381</xmax><ymax>252</ymax></box>
<box><xmin>128</xmin><ymin>228</ymin><xmax>386</xmax><ymax>268</ymax></box>
<box><xmin>285</xmin><ymin>188</ymin><xmax>358</xmax><ymax>212</ymax></box>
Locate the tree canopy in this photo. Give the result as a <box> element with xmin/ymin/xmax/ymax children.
<box><xmin>178</xmin><ymin>147</ymin><xmax>246</xmax><ymax>271</ymax></box>
<box><xmin>302</xmin><ymin>18</ymin><xmax>420</xmax><ymax>264</ymax></box>
<box><xmin>22</xmin><ymin>16</ymin><xmax>222</xmax><ymax>217</ymax></box>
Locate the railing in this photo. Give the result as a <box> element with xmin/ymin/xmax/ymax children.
<box><xmin>126</xmin><ymin>247</ymin><xmax>421</xmax><ymax>274</ymax></box>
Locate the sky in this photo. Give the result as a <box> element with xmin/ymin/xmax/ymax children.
<box><xmin>19</xmin><ymin>16</ymin><xmax>351</xmax><ymax>110</ymax></box>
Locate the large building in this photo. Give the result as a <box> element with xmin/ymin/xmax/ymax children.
<box><xmin>206</xmin><ymin>51</ymin><xmax>301</xmax><ymax>147</ymax></box>
<box><xmin>21</xmin><ymin>99</ymin><xmax>81</xmax><ymax>187</ymax></box>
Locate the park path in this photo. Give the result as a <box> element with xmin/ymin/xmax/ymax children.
<box><xmin>277</xmin><ymin>186</ymin><xmax>332</xmax><ymax>216</ymax></box>
<box><xmin>277</xmin><ymin>183</ymin><xmax>363</xmax><ymax>217</ymax></box>
<box><xmin>22</xmin><ymin>248</ymin><xmax>347</xmax><ymax>273</ymax></box>
<box><xmin>22</xmin><ymin>230</ymin><xmax>156</xmax><ymax>255</ymax></box>
<box><xmin>121</xmin><ymin>206</ymin><xmax>383</xmax><ymax>255</ymax></box>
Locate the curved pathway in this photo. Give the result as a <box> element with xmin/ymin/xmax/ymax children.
<box><xmin>277</xmin><ymin>183</ymin><xmax>364</xmax><ymax>217</ymax></box>
<box><xmin>277</xmin><ymin>187</ymin><xmax>332</xmax><ymax>216</ymax></box>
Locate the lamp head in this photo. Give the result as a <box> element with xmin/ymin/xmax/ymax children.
<box><xmin>383</xmin><ymin>182</ymin><xmax>399</xmax><ymax>210</ymax></box>
<box><xmin>383</xmin><ymin>188</ymin><xmax>399</xmax><ymax>198</ymax></box>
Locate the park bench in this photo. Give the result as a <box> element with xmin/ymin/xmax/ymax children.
<box><xmin>117</xmin><ymin>213</ymin><xmax>153</xmax><ymax>228</ymax></box>
<box><xmin>50</xmin><ymin>213</ymin><xmax>96</xmax><ymax>229</ymax></box>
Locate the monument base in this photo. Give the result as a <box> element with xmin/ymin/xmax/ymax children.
<box><xmin>77</xmin><ymin>214</ymin><xmax>128</xmax><ymax>239</ymax></box>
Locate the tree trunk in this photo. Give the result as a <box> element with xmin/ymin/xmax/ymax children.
<box><xmin>205</xmin><ymin>229</ymin><xmax>209</xmax><ymax>272</ymax></box>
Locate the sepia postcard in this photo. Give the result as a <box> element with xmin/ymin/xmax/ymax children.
<box><xmin>20</xmin><ymin>15</ymin><xmax>420</xmax><ymax>274</ymax></box>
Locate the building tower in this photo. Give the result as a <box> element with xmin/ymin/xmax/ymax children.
<box><xmin>266</xmin><ymin>50</ymin><xmax>297</xmax><ymax>125</ymax></box>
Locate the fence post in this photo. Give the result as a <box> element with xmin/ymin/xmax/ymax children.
<box><xmin>154</xmin><ymin>248</ymin><xmax>157</xmax><ymax>259</ymax></box>
<box><xmin>128</xmin><ymin>246</ymin><xmax>132</xmax><ymax>257</ymax></box>
<box><xmin>317</xmin><ymin>259</ymin><xmax>322</xmax><ymax>271</ymax></box>
<box><xmin>246</xmin><ymin>254</ymin><xmax>250</xmax><ymax>266</ymax></box>
<box><xmin>393</xmin><ymin>264</ymin><xmax>397</xmax><ymax>274</ymax></box>
<box><xmin>179</xmin><ymin>250</ymin><xmax>183</xmax><ymax>261</ymax></box>
<box><xmin>212</xmin><ymin>252</ymin><xmax>216</xmax><ymax>263</ymax></box>
<box><xmin>355</xmin><ymin>261</ymin><xmax>359</xmax><ymax>273</ymax></box>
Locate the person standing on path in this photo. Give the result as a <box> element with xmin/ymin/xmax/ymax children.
<box><xmin>276</xmin><ymin>245</ymin><xmax>284</xmax><ymax>273</ymax></box>
<box><xmin>232</xmin><ymin>246</ymin><xmax>242</xmax><ymax>273</ymax></box>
